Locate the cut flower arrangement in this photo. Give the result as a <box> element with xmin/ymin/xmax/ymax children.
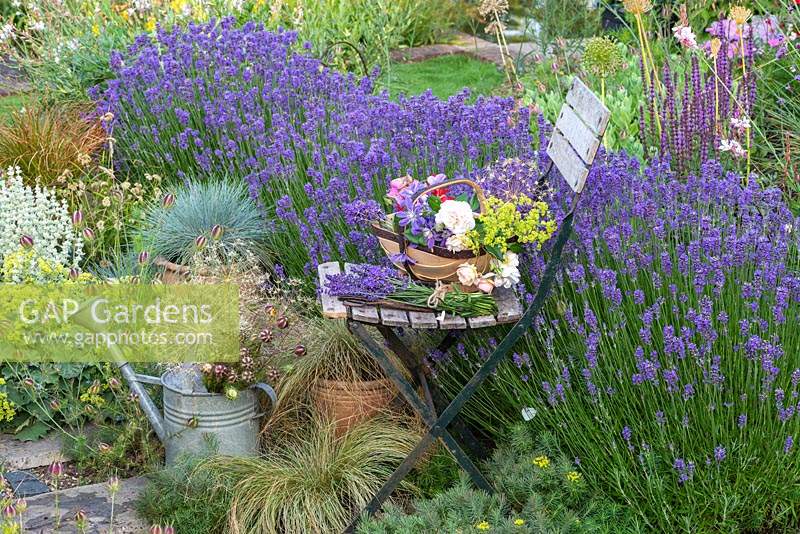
<box><xmin>374</xmin><ymin>174</ymin><xmax>556</xmax><ymax>294</ymax></box>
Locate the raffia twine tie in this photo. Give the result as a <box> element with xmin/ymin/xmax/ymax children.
<box><xmin>427</xmin><ymin>281</ymin><xmax>451</xmax><ymax>309</ymax></box>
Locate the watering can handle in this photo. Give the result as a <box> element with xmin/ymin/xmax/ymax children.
<box><xmin>250</xmin><ymin>382</ymin><xmax>277</xmax><ymax>419</ymax></box>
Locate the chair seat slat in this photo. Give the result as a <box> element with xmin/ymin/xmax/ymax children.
<box><xmin>318</xmin><ymin>262</ymin><xmax>347</xmax><ymax>319</ymax></box>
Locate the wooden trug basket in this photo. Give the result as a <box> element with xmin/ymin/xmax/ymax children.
<box><xmin>371</xmin><ymin>178</ymin><xmax>491</xmax><ymax>283</ymax></box>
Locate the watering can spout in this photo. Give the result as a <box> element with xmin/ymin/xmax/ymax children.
<box><xmin>70</xmin><ymin>299</ymin><xmax>167</xmax><ymax>441</ymax></box>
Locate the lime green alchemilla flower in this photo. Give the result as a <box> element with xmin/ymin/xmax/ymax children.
<box><xmin>465</xmin><ymin>195</ymin><xmax>555</xmax><ymax>256</ymax></box>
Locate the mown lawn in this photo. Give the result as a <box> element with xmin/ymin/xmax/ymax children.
<box><xmin>378</xmin><ymin>54</ymin><xmax>504</xmax><ymax>100</ymax></box>
<box><xmin>0</xmin><ymin>93</ymin><xmax>33</xmax><ymax>122</ymax></box>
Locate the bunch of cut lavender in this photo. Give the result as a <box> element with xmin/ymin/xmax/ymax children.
<box><xmin>324</xmin><ymin>265</ymin><xmax>404</xmax><ymax>302</ymax></box>
<box><xmin>325</xmin><ymin>264</ymin><xmax>498</xmax><ymax>317</ymax></box>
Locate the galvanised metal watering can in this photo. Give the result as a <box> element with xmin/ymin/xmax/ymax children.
<box><xmin>70</xmin><ymin>299</ymin><xmax>276</xmax><ymax>466</ymax></box>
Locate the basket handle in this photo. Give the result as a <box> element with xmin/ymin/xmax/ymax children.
<box><xmin>410</xmin><ymin>178</ymin><xmax>488</xmax><ymax>215</ymax></box>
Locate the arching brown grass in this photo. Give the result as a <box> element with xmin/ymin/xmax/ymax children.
<box><xmin>200</xmin><ymin>414</ymin><xmax>421</xmax><ymax>534</ymax></box>
<box><xmin>0</xmin><ymin>102</ymin><xmax>106</xmax><ymax>185</ymax></box>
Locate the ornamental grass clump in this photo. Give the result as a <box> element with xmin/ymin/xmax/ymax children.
<box><xmin>138</xmin><ymin>179</ymin><xmax>265</xmax><ymax>266</ymax></box>
<box><xmin>201</xmin><ymin>415</ymin><xmax>421</xmax><ymax>534</ymax></box>
<box><xmin>437</xmin><ymin>151</ymin><xmax>800</xmax><ymax>531</ymax></box>
<box><xmin>96</xmin><ymin>19</ymin><xmax>534</xmax><ymax>286</ymax></box>
<box><xmin>0</xmin><ymin>104</ymin><xmax>107</xmax><ymax>186</ymax></box>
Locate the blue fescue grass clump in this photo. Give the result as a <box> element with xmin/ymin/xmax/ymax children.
<box><xmin>436</xmin><ymin>150</ymin><xmax>800</xmax><ymax>532</ymax></box>
<box><xmin>139</xmin><ymin>179</ymin><xmax>265</xmax><ymax>265</ymax></box>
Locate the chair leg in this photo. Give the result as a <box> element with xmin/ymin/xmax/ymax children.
<box><xmin>382</xmin><ymin>327</ymin><xmax>486</xmax><ymax>459</ymax></box>
<box><xmin>345</xmin><ymin>322</ymin><xmax>494</xmax><ymax>532</ymax></box>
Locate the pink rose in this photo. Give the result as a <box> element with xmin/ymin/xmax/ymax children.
<box><xmin>476</xmin><ymin>277</ymin><xmax>495</xmax><ymax>294</ymax></box>
<box><xmin>388</xmin><ymin>175</ymin><xmax>414</xmax><ymax>203</ymax></box>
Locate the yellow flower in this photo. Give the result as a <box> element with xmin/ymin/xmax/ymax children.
<box><xmin>533</xmin><ymin>455</ymin><xmax>550</xmax><ymax>468</ymax></box>
<box><xmin>476</xmin><ymin>521</ymin><xmax>490</xmax><ymax>531</ymax></box>
<box><xmin>729</xmin><ymin>5</ymin><xmax>752</xmax><ymax>26</ymax></box>
<box><xmin>145</xmin><ymin>17</ymin><xmax>156</xmax><ymax>33</ymax></box>
<box><xmin>0</xmin><ymin>393</ymin><xmax>16</xmax><ymax>423</ymax></box>
<box><xmin>566</xmin><ymin>471</ymin><xmax>582</xmax><ymax>482</ymax></box>
<box><xmin>91</xmin><ymin>23</ymin><xmax>100</xmax><ymax>37</ymax></box>
<box><xmin>622</xmin><ymin>0</ymin><xmax>652</xmax><ymax>15</ymax></box>
<box><xmin>171</xmin><ymin>0</ymin><xmax>189</xmax><ymax>14</ymax></box>
<box><xmin>464</xmin><ymin>195</ymin><xmax>555</xmax><ymax>256</ymax></box>
<box><xmin>709</xmin><ymin>38</ymin><xmax>722</xmax><ymax>59</ymax></box>
<box><xmin>513</xmin><ymin>518</ymin><xmax>525</xmax><ymax>526</ymax></box>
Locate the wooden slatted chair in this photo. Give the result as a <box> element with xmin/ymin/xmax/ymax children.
<box><xmin>319</xmin><ymin>77</ymin><xmax>610</xmax><ymax>533</ymax></box>
<box><xmin>546</xmin><ymin>77</ymin><xmax>610</xmax><ymax>194</ymax></box>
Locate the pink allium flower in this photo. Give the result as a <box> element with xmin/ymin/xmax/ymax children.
<box><xmin>730</xmin><ymin>116</ymin><xmax>750</xmax><ymax>133</ymax></box>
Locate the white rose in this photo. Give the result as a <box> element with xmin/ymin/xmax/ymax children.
<box><xmin>456</xmin><ymin>263</ymin><xmax>479</xmax><ymax>287</ymax></box>
<box><xmin>445</xmin><ymin>233</ymin><xmax>469</xmax><ymax>252</ymax></box>
<box><xmin>493</xmin><ymin>267</ymin><xmax>520</xmax><ymax>288</ymax></box>
<box><xmin>492</xmin><ymin>252</ymin><xmax>521</xmax><ymax>288</ymax></box>
<box><xmin>435</xmin><ymin>200</ymin><xmax>475</xmax><ymax>235</ymax></box>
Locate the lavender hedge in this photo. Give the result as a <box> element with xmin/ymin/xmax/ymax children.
<box><xmin>438</xmin><ymin>148</ymin><xmax>800</xmax><ymax>530</ymax></box>
<box><xmin>98</xmin><ymin>17</ymin><xmax>800</xmax><ymax>530</ymax></box>
<box><xmin>96</xmin><ymin>19</ymin><xmax>535</xmax><ymax>284</ymax></box>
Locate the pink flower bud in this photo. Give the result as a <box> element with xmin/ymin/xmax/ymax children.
<box><xmin>3</xmin><ymin>504</ymin><xmax>15</xmax><ymax>518</ymax></box>
<box><xmin>138</xmin><ymin>251</ymin><xmax>150</xmax><ymax>265</ymax></box>
<box><xmin>22</xmin><ymin>377</ymin><xmax>35</xmax><ymax>388</ymax></box>
<box><xmin>83</xmin><ymin>227</ymin><xmax>95</xmax><ymax>241</ymax></box>
<box><xmin>72</xmin><ymin>210</ymin><xmax>83</xmax><ymax>226</ymax></box>
<box><xmin>14</xmin><ymin>499</ymin><xmax>26</xmax><ymax>514</ymax></box>
<box><xmin>476</xmin><ymin>278</ymin><xmax>495</xmax><ymax>294</ymax></box>
<box><xmin>162</xmin><ymin>193</ymin><xmax>175</xmax><ymax>208</ymax></box>
<box><xmin>164</xmin><ymin>525</ymin><xmax>175</xmax><ymax>534</ymax></box>
<box><xmin>150</xmin><ymin>525</ymin><xmax>164</xmax><ymax>534</ymax></box>
<box><xmin>48</xmin><ymin>461</ymin><xmax>64</xmax><ymax>478</ymax></box>
<box><xmin>50</xmin><ymin>398</ymin><xmax>61</xmax><ymax>410</ymax></box>
<box><xmin>195</xmin><ymin>235</ymin><xmax>207</xmax><ymax>250</ymax></box>
<box><xmin>75</xmin><ymin>509</ymin><xmax>87</xmax><ymax>528</ymax></box>
<box><xmin>210</xmin><ymin>224</ymin><xmax>224</xmax><ymax>240</ymax></box>
<box><xmin>19</xmin><ymin>235</ymin><xmax>33</xmax><ymax>248</ymax></box>
<box><xmin>69</xmin><ymin>267</ymin><xmax>80</xmax><ymax>280</ymax></box>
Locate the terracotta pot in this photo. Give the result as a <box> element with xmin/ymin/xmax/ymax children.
<box><xmin>313</xmin><ymin>378</ymin><xmax>395</xmax><ymax>436</ymax></box>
